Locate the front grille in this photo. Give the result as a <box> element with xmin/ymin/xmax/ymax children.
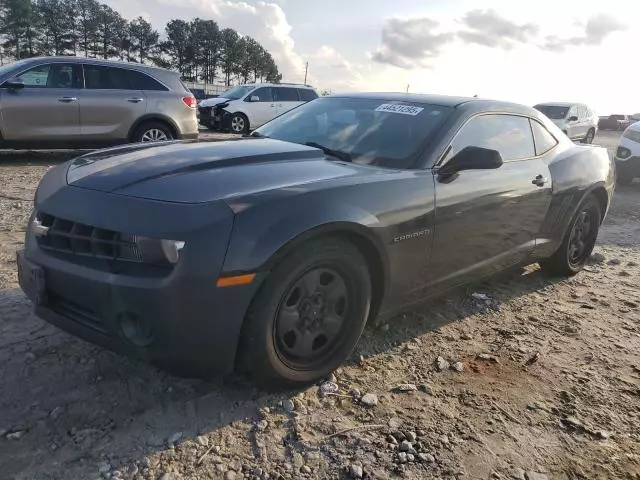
<box><xmin>35</xmin><ymin>212</ymin><xmax>143</xmax><ymax>263</ymax></box>
<box><xmin>48</xmin><ymin>293</ymin><xmax>107</xmax><ymax>334</ymax></box>
<box><xmin>198</xmin><ymin>107</ymin><xmax>212</xmax><ymax>119</ymax></box>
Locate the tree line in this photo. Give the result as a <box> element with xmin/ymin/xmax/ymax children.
<box><xmin>0</xmin><ymin>0</ymin><xmax>282</xmax><ymax>85</ymax></box>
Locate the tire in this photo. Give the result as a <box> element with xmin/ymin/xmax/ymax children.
<box><xmin>132</xmin><ymin>121</ymin><xmax>174</xmax><ymax>143</ymax></box>
<box><xmin>540</xmin><ymin>195</ymin><xmax>601</xmax><ymax>276</ymax></box>
<box><xmin>229</xmin><ymin>113</ymin><xmax>249</xmax><ymax>134</ymax></box>
<box><xmin>582</xmin><ymin>128</ymin><xmax>595</xmax><ymax>144</ymax></box>
<box><xmin>239</xmin><ymin>238</ymin><xmax>372</xmax><ymax>389</ymax></box>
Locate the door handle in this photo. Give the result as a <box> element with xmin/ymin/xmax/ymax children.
<box><xmin>127</xmin><ymin>97</ymin><xmax>144</xmax><ymax>103</ymax></box>
<box><xmin>58</xmin><ymin>97</ymin><xmax>77</xmax><ymax>103</ymax></box>
<box><xmin>532</xmin><ymin>174</ymin><xmax>548</xmax><ymax>187</ymax></box>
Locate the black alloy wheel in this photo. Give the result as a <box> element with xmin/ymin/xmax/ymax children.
<box><xmin>566</xmin><ymin>208</ymin><xmax>597</xmax><ymax>269</ymax></box>
<box><xmin>240</xmin><ymin>239</ymin><xmax>371</xmax><ymax>389</ymax></box>
<box><xmin>274</xmin><ymin>267</ymin><xmax>350</xmax><ymax>370</ymax></box>
<box><xmin>540</xmin><ymin>195</ymin><xmax>601</xmax><ymax>276</ymax></box>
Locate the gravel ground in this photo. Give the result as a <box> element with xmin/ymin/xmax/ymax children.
<box><xmin>0</xmin><ymin>131</ymin><xmax>638</xmax><ymax>480</ymax></box>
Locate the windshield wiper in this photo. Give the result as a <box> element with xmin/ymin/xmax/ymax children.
<box><xmin>304</xmin><ymin>142</ymin><xmax>352</xmax><ymax>162</ymax></box>
<box><xmin>248</xmin><ymin>131</ymin><xmax>269</xmax><ymax>138</ymax></box>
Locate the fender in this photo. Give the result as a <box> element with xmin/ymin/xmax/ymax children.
<box><xmin>222</xmin><ymin>195</ymin><xmax>390</xmax><ymax>292</ymax></box>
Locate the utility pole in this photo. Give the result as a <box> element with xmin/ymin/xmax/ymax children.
<box><xmin>406</xmin><ymin>84</ymin><xmax>409</xmax><ymax>93</ymax></box>
<box><xmin>304</xmin><ymin>62</ymin><xmax>309</xmax><ymax>85</ymax></box>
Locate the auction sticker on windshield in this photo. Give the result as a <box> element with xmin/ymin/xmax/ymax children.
<box><xmin>375</xmin><ymin>104</ymin><xmax>424</xmax><ymax>116</ymax></box>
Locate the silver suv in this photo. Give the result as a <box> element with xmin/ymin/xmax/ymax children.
<box><xmin>0</xmin><ymin>57</ymin><xmax>198</xmax><ymax>148</ymax></box>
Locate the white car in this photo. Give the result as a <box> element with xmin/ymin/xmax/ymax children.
<box><xmin>615</xmin><ymin>121</ymin><xmax>640</xmax><ymax>185</ymax></box>
<box><xmin>533</xmin><ymin>102</ymin><xmax>598</xmax><ymax>144</ymax></box>
<box><xmin>198</xmin><ymin>83</ymin><xmax>319</xmax><ymax>134</ymax></box>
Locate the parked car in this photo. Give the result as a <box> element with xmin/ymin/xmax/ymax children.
<box><xmin>18</xmin><ymin>93</ymin><xmax>614</xmax><ymax>387</ymax></box>
<box><xmin>615</xmin><ymin>122</ymin><xmax>640</xmax><ymax>185</ymax></box>
<box><xmin>198</xmin><ymin>82</ymin><xmax>319</xmax><ymax>133</ymax></box>
<box><xmin>0</xmin><ymin>57</ymin><xmax>198</xmax><ymax>148</ymax></box>
<box><xmin>598</xmin><ymin>114</ymin><xmax>631</xmax><ymax>131</ymax></box>
<box><xmin>533</xmin><ymin>102</ymin><xmax>598</xmax><ymax>143</ymax></box>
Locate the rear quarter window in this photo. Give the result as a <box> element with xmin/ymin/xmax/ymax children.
<box><xmin>275</xmin><ymin>87</ymin><xmax>300</xmax><ymax>102</ymax></box>
<box><xmin>298</xmin><ymin>89</ymin><xmax>318</xmax><ymax>102</ymax></box>
<box><xmin>530</xmin><ymin>120</ymin><xmax>559</xmax><ymax>155</ymax></box>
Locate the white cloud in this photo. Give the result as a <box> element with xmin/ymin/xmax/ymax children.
<box><xmin>371</xmin><ymin>17</ymin><xmax>454</xmax><ymax>69</ymax></box>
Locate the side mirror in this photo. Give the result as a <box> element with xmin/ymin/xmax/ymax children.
<box><xmin>568</xmin><ymin>116</ymin><xmax>578</xmax><ymax>122</ymax></box>
<box><xmin>250</xmin><ymin>95</ymin><xmax>260</xmax><ymax>102</ymax></box>
<box><xmin>440</xmin><ymin>146</ymin><xmax>503</xmax><ymax>176</ymax></box>
<box><xmin>2</xmin><ymin>79</ymin><xmax>25</xmax><ymax>90</ymax></box>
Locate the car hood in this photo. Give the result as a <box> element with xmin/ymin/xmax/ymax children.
<box><xmin>65</xmin><ymin>139</ymin><xmax>366</xmax><ymax>204</ymax></box>
<box><xmin>199</xmin><ymin>97</ymin><xmax>230</xmax><ymax>107</ymax></box>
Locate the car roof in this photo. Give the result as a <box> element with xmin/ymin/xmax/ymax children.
<box><xmin>243</xmin><ymin>83</ymin><xmax>316</xmax><ymax>89</ymax></box>
<box><xmin>534</xmin><ymin>102</ymin><xmax>584</xmax><ymax>107</ymax></box>
<box><xmin>13</xmin><ymin>56</ymin><xmax>175</xmax><ymax>75</ymax></box>
<box><xmin>326</xmin><ymin>92</ymin><xmax>539</xmax><ymax>113</ymax></box>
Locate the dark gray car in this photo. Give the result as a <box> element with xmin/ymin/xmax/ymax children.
<box><xmin>0</xmin><ymin>57</ymin><xmax>198</xmax><ymax>148</ymax></box>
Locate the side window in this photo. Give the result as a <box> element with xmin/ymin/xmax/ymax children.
<box><xmin>274</xmin><ymin>87</ymin><xmax>300</xmax><ymax>102</ymax></box>
<box><xmin>568</xmin><ymin>106</ymin><xmax>578</xmax><ymax>119</ymax></box>
<box><xmin>449</xmin><ymin>114</ymin><xmax>535</xmax><ymax>162</ymax></box>
<box><xmin>84</xmin><ymin>65</ymin><xmax>132</xmax><ymax>90</ymax></box>
<box><xmin>17</xmin><ymin>64</ymin><xmax>79</xmax><ymax>88</ymax></box>
<box><xmin>247</xmin><ymin>87</ymin><xmax>273</xmax><ymax>102</ymax></box>
<box><xmin>127</xmin><ymin>70</ymin><xmax>167</xmax><ymax>91</ymax></box>
<box><xmin>530</xmin><ymin>120</ymin><xmax>559</xmax><ymax>155</ymax></box>
<box><xmin>577</xmin><ymin>106</ymin><xmax>586</xmax><ymax>118</ymax></box>
<box><xmin>298</xmin><ymin>89</ymin><xmax>318</xmax><ymax>102</ymax></box>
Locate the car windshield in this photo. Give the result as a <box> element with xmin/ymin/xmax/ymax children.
<box><xmin>534</xmin><ymin>105</ymin><xmax>569</xmax><ymax>120</ymax></box>
<box><xmin>0</xmin><ymin>58</ymin><xmax>32</xmax><ymax>79</ymax></box>
<box><xmin>253</xmin><ymin>97</ymin><xmax>453</xmax><ymax>169</ymax></box>
<box><xmin>220</xmin><ymin>85</ymin><xmax>255</xmax><ymax>100</ymax></box>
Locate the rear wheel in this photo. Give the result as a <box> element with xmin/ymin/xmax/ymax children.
<box><xmin>540</xmin><ymin>195</ymin><xmax>601</xmax><ymax>276</ymax></box>
<box><xmin>240</xmin><ymin>239</ymin><xmax>371</xmax><ymax>389</ymax></box>
<box><xmin>133</xmin><ymin>121</ymin><xmax>174</xmax><ymax>143</ymax></box>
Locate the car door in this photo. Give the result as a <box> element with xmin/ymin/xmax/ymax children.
<box><xmin>79</xmin><ymin>64</ymin><xmax>148</xmax><ymax>141</ymax></box>
<box><xmin>0</xmin><ymin>62</ymin><xmax>82</xmax><ymax>141</ymax></box>
<box><xmin>428</xmin><ymin>114</ymin><xmax>552</xmax><ymax>290</ymax></box>
<box><xmin>274</xmin><ymin>87</ymin><xmax>302</xmax><ymax>116</ymax></box>
<box><xmin>566</xmin><ymin>105</ymin><xmax>580</xmax><ymax>140</ymax></box>
<box><xmin>577</xmin><ymin>105</ymin><xmax>588</xmax><ymax>138</ymax></box>
<box><xmin>244</xmin><ymin>87</ymin><xmax>276</xmax><ymax>128</ymax></box>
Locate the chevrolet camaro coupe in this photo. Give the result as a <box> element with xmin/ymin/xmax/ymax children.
<box><xmin>17</xmin><ymin>93</ymin><xmax>615</xmax><ymax>388</ymax></box>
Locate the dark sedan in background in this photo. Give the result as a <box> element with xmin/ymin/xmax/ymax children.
<box><xmin>17</xmin><ymin>93</ymin><xmax>615</xmax><ymax>388</ymax></box>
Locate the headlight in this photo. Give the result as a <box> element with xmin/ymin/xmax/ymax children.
<box><xmin>622</xmin><ymin>129</ymin><xmax>640</xmax><ymax>143</ymax></box>
<box><xmin>160</xmin><ymin>240</ymin><xmax>185</xmax><ymax>264</ymax></box>
<box><xmin>124</xmin><ymin>236</ymin><xmax>186</xmax><ymax>265</ymax></box>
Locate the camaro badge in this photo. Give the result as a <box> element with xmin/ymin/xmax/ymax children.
<box><xmin>393</xmin><ymin>228</ymin><xmax>431</xmax><ymax>243</ymax></box>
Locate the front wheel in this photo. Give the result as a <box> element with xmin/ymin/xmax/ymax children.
<box><xmin>540</xmin><ymin>195</ymin><xmax>601</xmax><ymax>276</ymax></box>
<box><xmin>229</xmin><ymin>113</ymin><xmax>249</xmax><ymax>134</ymax></box>
<box><xmin>239</xmin><ymin>239</ymin><xmax>371</xmax><ymax>389</ymax></box>
<box><xmin>582</xmin><ymin>128</ymin><xmax>595</xmax><ymax>144</ymax></box>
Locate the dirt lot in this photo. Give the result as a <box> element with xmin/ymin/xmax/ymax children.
<box><xmin>0</xmin><ymin>131</ymin><xmax>638</xmax><ymax>480</ymax></box>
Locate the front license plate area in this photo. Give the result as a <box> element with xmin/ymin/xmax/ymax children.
<box><xmin>17</xmin><ymin>252</ymin><xmax>47</xmax><ymax>306</ymax></box>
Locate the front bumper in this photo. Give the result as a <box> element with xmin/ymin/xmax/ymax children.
<box><xmin>19</xmin><ymin>174</ymin><xmax>258</xmax><ymax>377</ymax></box>
<box><xmin>615</xmin><ymin>156</ymin><xmax>640</xmax><ymax>178</ymax></box>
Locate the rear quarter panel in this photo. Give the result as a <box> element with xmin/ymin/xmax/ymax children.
<box><xmin>536</xmin><ymin>141</ymin><xmax>614</xmax><ymax>255</ymax></box>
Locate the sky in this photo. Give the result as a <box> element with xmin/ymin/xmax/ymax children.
<box><xmin>103</xmin><ymin>0</ymin><xmax>639</xmax><ymax>115</ymax></box>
